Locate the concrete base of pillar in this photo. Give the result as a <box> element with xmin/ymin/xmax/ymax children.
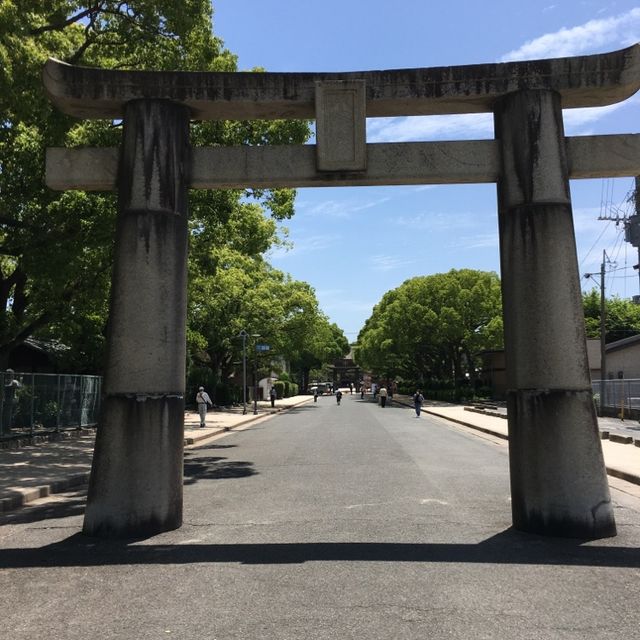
<box><xmin>82</xmin><ymin>396</ymin><xmax>184</xmax><ymax>539</ymax></box>
<box><xmin>508</xmin><ymin>388</ymin><xmax>616</xmax><ymax>539</ymax></box>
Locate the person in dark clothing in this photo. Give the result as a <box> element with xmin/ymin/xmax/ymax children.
<box><xmin>336</xmin><ymin>390</ymin><xmax>342</xmax><ymax>405</ymax></box>
<box><xmin>413</xmin><ymin>390</ymin><xmax>424</xmax><ymax>417</ymax></box>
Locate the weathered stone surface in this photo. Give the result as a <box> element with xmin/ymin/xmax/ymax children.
<box><xmin>83</xmin><ymin>100</ymin><xmax>190</xmax><ymax>539</ymax></box>
<box><xmin>495</xmin><ymin>89</ymin><xmax>616</xmax><ymax>539</ymax></box>
<box><xmin>315</xmin><ymin>80</ymin><xmax>366</xmax><ymax>171</ymax></box>
<box><xmin>83</xmin><ymin>396</ymin><xmax>184</xmax><ymax>538</ymax></box>
<box><xmin>508</xmin><ymin>389</ymin><xmax>616</xmax><ymax>538</ymax></box>
<box><xmin>45</xmin><ymin>133</ymin><xmax>640</xmax><ymax>191</ymax></box>
<box><xmin>43</xmin><ymin>44</ymin><xmax>640</xmax><ymax>120</ymax></box>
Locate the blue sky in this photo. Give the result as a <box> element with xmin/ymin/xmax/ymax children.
<box><xmin>213</xmin><ymin>1</ymin><xmax>640</xmax><ymax>341</ymax></box>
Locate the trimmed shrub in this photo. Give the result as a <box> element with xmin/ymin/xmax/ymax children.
<box><xmin>273</xmin><ymin>381</ymin><xmax>285</xmax><ymax>399</ymax></box>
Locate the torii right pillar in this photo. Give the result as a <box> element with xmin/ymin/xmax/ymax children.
<box><xmin>495</xmin><ymin>89</ymin><xmax>616</xmax><ymax>538</ymax></box>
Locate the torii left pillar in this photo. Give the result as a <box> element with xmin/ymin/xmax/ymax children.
<box><xmin>83</xmin><ymin>100</ymin><xmax>190</xmax><ymax>538</ymax></box>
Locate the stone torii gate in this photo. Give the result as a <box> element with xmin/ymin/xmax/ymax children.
<box><xmin>44</xmin><ymin>45</ymin><xmax>640</xmax><ymax>540</ymax></box>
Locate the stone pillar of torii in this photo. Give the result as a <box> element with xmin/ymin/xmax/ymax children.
<box><xmin>44</xmin><ymin>44</ymin><xmax>640</xmax><ymax>539</ymax></box>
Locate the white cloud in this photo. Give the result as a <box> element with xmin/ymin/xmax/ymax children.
<box><xmin>563</xmin><ymin>97</ymin><xmax>639</xmax><ymax>133</ymax></box>
<box><xmin>370</xmin><ymin>254</ymin><xmax>415</xmax><ymax>272</ymax></box>
<box><xmin>268</xmin><ymin>234</ymin><xmax>338</xmax><ymax>259</ymax></box>
<box><xmin>393</xmin><ymin>208</ymin><xmax>496</xmax><ymax>232</ymax></box>
<box><xmin>298</xmin><ymin>196</ymin><xmax>391</xmax><ymax>219</ymax></box>
<box><xmin>500</xmin><ymin>8</ymin><xmax>640</xmax><ymax>61</ymax></box>
<box><xmin>450</xmin><ymin>233</ymin><xmax>499</xmax><ymax>250</ymax></box>
<box><xmin>367</xmin><ymin>113</ymin><xmax>494</xmax><ymax>143</ymax></box>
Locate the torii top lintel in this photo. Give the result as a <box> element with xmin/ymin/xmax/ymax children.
<box><xmin>44</xmin><ymin>44</ymin><xmax>640</xmax><ymax>121</ymax></box>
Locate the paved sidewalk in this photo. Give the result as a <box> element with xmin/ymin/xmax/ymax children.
<box><xmin>1</xmin><ymin>393</ymin><xmax>639</xmax><ymax>514</ymax></box>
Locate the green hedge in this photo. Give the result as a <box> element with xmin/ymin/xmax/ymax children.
<box><xmin>271</xmin><ymin>380</ymin><xmax>299</xmax><ymax>398</ymax></box>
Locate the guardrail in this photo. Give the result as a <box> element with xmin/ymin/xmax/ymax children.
<box><xmin>0</xmin><ymin>371</ymin><xmax>101</xmax><ymax>440</ymax></box>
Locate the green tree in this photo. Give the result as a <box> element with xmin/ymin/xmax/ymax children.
<box><xmin>0</xmin><ymin>1</ymin><xmax>310</xmax><ymax>370</ymax></box>
<box><xmin>355</xmin><ymin>269</ymin><xmax>503</xmax><ymax>390</ymax></box>
<box><xmin>187</xmin><ymin>207</ymin><xmax>348</xmax><ymax>402</ymax></box>
<box><xmin>286</xmin><ymin>318</ymin><xmax>350</xmax><ymax>391</ymax></box>
<box><xmin>582</xmin><ymin>289</ymin><xmax>640</xmax><ymax>343</ymax></box>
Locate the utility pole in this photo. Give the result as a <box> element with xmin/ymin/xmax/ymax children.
<box><xmin>599</xmin><ymin>251</ymin><xmax>607</xmax><ymax>415</ymax></box>
<box><xmin>585</xmin><ymin>251</ymin><xmax>610</xmax><ymax>416</ymax></box>
<box><xmin>629</xmin><ymin>176</ymin><xmax>640</xmax><ymax>298</ymax></box>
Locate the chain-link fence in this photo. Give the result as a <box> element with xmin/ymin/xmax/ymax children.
<box><xmin>592</xmin><ymin>378</ymin><xmax>640</xmax><ymax>416</ymax></box>
<box><xmin>0</xmin><ymin>371</ymin><xmax>101</xmax><ymax>440</ymax></box>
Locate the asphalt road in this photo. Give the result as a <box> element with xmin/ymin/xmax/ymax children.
<box><xmin>1</xmin><ymin>395</ymin><xmax>640</xmax><ymax>639</ymax></box>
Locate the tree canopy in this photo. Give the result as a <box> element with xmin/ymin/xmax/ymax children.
<box><xmin>1</xmin><ymin>1</ymin><xmax>347</xmax><ymax>385</ymax></box>
<box><xmin>355</xmin><ymin>269</ymin><xmax>503</xmax><ymax>388</ymax></box>
<box><xmin>583</xmin><ymin>289</ymin><xmax>640</xmax><ymax>344</ymax></box>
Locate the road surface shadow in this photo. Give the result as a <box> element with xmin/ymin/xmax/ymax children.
<box><xmin>183</xmin><ymin>450</ymin><xmax>256</xmax><ymax>484</ymax></box>
<box><xmin>1</xmin><ymin>529</ymin><xmax>638</xmax><ymax>569</ymax></box>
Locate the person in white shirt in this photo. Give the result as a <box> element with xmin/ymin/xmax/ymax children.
<box><xmin>195</xmin><ymin>386</ymin><xmax>212</xmax><ymax>428</ymax></box>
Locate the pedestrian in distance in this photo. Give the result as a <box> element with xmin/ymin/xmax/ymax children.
<box><xmin>360</xmin><ymin>383</ymin><xmax>365</xmax><ymax>400</ymax></box>
<box><xmin>195</xmin><ymin>386</ymin><xmax>213</xmax><ymax>428</ymax></box>
<box><xmin>336</xmin><ymin>389</ymin><xmax>343</xmax><ymax>405</ymax></box>
<box><xmin>270</xmin><ymin>386</ymin><xmax>277</xmax><ymax>408</ymax></box>
<box><xmin>1</xmin><ymin>369</ymin><xmax>21</xmax><ymax>434</ymax></box>
<box><xmin>413</xmin><ymin>389</ymin><xmax>424</xmax><ymax>417</ymax></box>
<box><xmin>379</xmin><ymin>385</ymin><xmax>388</xmax><ymax>408</ymax></box>
<box><xmin>313</xmin><ymin>388</ymin><xmax>319</xmax><ymax>403</ymax></box>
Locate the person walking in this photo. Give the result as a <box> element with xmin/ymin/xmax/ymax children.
<box><xmin>413</xmin><ymin>389</ymin><xmax>424</xmax><ymax>417</ymax></box>
<box><xmin>270</xmin><ymin>386</ymin><xmax>277</xmax><ymax>408</ymax></box>
<box><xmin>195</xmin><ymin>386</ymin><xmax>212</xmax><ymax>428</ymax></box>
<box><xmin>378</xmin><ymin>385</ymin><xmax>388</xmax><ymax>408</ymax></box>
<box><xmin>336</xmin><ymin>389</ymin><xmax>343</xmax><ymax>405</ymax></box>
<box><xmin>1</xmin><ymin>369</ymin><xmax>21</xmax><ymax>435</ymax></box>
<box><xmin>313</xmin><ymin>388</ymin><xmax>319</xmax><ymax>403</ymax></box>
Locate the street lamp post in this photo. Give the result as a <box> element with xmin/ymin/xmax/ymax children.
<box><xmin>238</xmin><ymin>330</ymin><xmax>248</xmax><ymax>415</ymax></box>
<box><xmin>252</xmin><ymin>334</ymin><xmax>261</xmax><ymax>415</ymax></box>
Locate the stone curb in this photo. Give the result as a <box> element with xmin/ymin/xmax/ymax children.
<box><xmin>0</xmin><ymin>472</ymin><xmax>90</xmax><ymax>514</ymax></box>
<box><xmin>424</xmin><ymin>407</ymin><xmax>509</xmax><ymax>440</ymax></box>
<box><xmin>605</xmin><ymin>466</ymin><xmax>640</xmax><ymax>485</ymax></box>
<box><xmin>464</xmin><ymin>406</ymin><xmax>508</xmax><ymax>420</ymax></box>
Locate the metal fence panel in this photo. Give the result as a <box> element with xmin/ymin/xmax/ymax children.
<box><xmin>0</xmin><ymin>371</ymin><xmax>102</xmax><ymax>440</ymax></box>
<box><xmin>593</xmin><ymin>378</ymin><xmax>640</xmax><ymax>413</ymax></box>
